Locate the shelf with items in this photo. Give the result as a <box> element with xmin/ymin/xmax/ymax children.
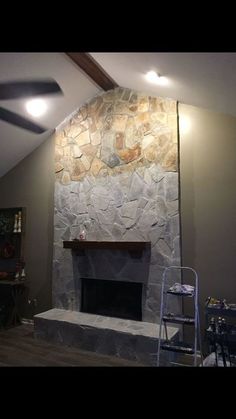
<box><xmin>205</xmin><ymin>298</ymin><xmax>236</xmax><ymax>365</ymax></box>
<box><xmin>0</xmin><ymin>207</ymin><xmax>26</xmax><ymax>281</ymax></box>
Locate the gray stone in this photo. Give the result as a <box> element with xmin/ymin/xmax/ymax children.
<box><xmin>70</xmin><ymin>182</ymin><xmax>80</xmax><ymax>194</ymax></box>
<box><xmin>91</xmin><ymin>192</ymin><xmax>110</xmax><ymax>211</ymax></box>
<box><xmin>164</xmin><ymin>172</ymin><xmax>179</xmax><ymax>201</ymax></box>
<box><xmin>128</xmin><ymin>172</ymin><xmax>144</xmax><ymax>201</ymax></box>
<box><xmin>138</xmin><ymin>197</ymin><xmax>149</xmax><ymax>209</ymax></box>
<box><xmin>149</xmin><ymin>225</ymin><xmax>165</xmax><ymax>245</ymax></box>
<box><xmin>138</xmin><ymin>210</ymin><xmax>159</xmax><ymax>228</ymax></box>
<box><xmin>54</xmin><ymin>213</ymin><xmax>68</xmax><ymax>229</ymax></box>
<box><xmin>167</xmin><ymin>201</ymin><xmax>178</xmax><ymax>217</ymax></box>
<box><xmin>120</xmin><ymin>200</ymin><xmax>138</xmax><ymax>219</ymax></box>
<box><xmin>102</xmin><ymin>151</ymin><xmax>120</xmax><ymax>168</ymax></box>
<box><xmin>111</xmin><ymin>223</ymin><xmax>126</xmax><ymax>240</ymax></box>
<box><xmin>97</xmin><ymin>206</ymin><xmax>116</xmax><ymax>226</ymax></box>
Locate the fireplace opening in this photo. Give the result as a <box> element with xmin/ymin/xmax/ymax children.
<box><xmin>81</xmin><ymin>278</ymin><xmax>142</xmax><ymax>321</ymax></box>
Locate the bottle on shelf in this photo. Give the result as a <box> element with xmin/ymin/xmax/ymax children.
<box><xmin>17</xmin><ymin>211</ymin><xmax>22</xmax><ymax>233</ymax></box>
<box><xmin>13</xmin><ymin>213</ymin><xmax>18</xmax><ymax>233</ymax></box>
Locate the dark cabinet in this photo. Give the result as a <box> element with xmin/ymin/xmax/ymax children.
<box><xmin>0</xmin><ymin>207</ymin><xmax>25</xmax><ymax>280</ymax></box>
<box><xmin>0</xmin><ymin>207</ymin><xmax>27</xmax><ymax>328</ymax></box>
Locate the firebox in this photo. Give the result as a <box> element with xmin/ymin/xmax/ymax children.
<box><xmin>81</xmin><ymin>278</ymin><xmax>142</xmax><ymax>321</ymax></box>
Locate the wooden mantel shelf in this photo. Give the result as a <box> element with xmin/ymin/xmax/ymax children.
<box><xmin>63</xmin><ymin>240</ymin><xmax>150</xmax><ymax>252</ymax></box>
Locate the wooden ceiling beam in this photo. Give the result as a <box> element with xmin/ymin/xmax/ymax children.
<box><xmin>66</xmin><ymin>53</ymin><xmax>119</xmax><ymax>91</ymax></box>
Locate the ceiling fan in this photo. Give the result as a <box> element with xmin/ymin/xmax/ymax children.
<box><xmin>0</xmin><ymin>78</ymin><xmax>63</xmax><ymax>134</ymax></box>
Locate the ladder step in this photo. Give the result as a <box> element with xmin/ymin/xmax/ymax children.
<box><xmin>166</xmin><ymin>290</ymin><xmax>194</xmax><ymax>297</ymax></box>
<box><xmin>163</xmin><ymin>314</ymin><xmax>195</xmax><ymax>325</ymax></box>
<box><xmin>161</xmin><ymin>341</ymin><xmax>195</xmax><ymax>354</ymax></box>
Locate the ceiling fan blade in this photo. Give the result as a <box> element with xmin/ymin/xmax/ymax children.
<box><xmin>0</xmin><ymin>79</ymin><xmax>63</xmax><ymax>100</ymax></box>
<box><xmin>0</xmin><ymin>106</ymin><xmax>47</xmax><ymax>134</ymax></box>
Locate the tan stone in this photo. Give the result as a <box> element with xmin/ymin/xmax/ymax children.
<box><xmin>90</xmin><ymin>157</ymin><xmax>105</xmax><ymax>176</ymax></box>
<box><xmin>137</xmin><ymin>97</ymin><xmax>149</xmax><ymax>112</ymax></box>
<box><xmin>81</xmin><ymin>154</ymin><xmax>91</xmax><ymax>170</ymax></box>
<box><xmin>125</xmin><ymin>117</ymin><xmax>140</xmax><ymax>148</ymax></box>
<box><xmin>162</xmin><ymin>144</ymin><xmax>178</xmax><ymax>171</ymax></box>
<box><xmin>55</xmin><ymin>171</ymin><xmax>63</xmax><ymax>182</ymax></box>
<box><xmin>96</xmin><ymin>147</ymin><xmax>101</xmax><ymax>158</ymax></box>
<box><xmin>144</xmin><ymin>144</ymin><xmax>158</xmax><ymax>162</ymax></box>
<box><xmin>168</xmin><ymin>114</ymin><xmax>177</xmax><ymax>130</ymax></box>
<box><xmin>71</xmin><ymin>159</ymin><xmax>86</xmax><ymax>178</ymax></box>
<box><xmin>91</xmin><ymin>131</ymin><xmax>101</xmax><ymax>145</ymax></box>
<box><xmin>55</xmin><ymin>146</ymin><xmax>63</xmax><ymax>162</ymax></box>
<box><xmin>156</xmin><ymin>98</ymin><xmax>165</xmax><ymax>112</ymax></box>
<box><xmin>113</xmin><ymin>101</ymin><xmax>134</xmax><ymax>115</ymax></box>
<box><xmin>61</xmin><ymin>136</ymin><xmax>68</xmax><ymax>147</ymax></box>
<box><xmin>55</xmin><ymin>162</ymin><xmax>64</xmax><ymax>173</ymax></box>
<box><xmin>128</xmin><ymin>104</ymin><xmax>138</xmax><ymax>112</ymax></box>
<box><xmin>63</xmin><ymin>145</ymin><xmax>71</xmax><ymax>157</ymax></box>
<box><xmin>171</xmin><ymin>129</ymin><xmax>178</xmax><ymax>144</ymax></box>
<box><xmin>65</xmin><ymin>121</ymin><xmax>83</xmax><ymax>139</ymax></box>
<box><xmin>98</xmin><ymin>102</ymin><xmax>113</xmax><ymax>119</ymax></box>
<box><xmin>134</xmin><ymin>112</ymin><xmax>150</xmax><ymax>127</ymax></box>
<box><xmin>55</xmin><ymin>130</ymin><xmax>65</xmax><ymax>146</ymax></box>
<box><xmin>87</xmin><ymin>116</ymin><xmax>97</xmax><ymax>134</ymax></box>
<box><xmin>160</xmin><ymin>99</ymin><xmax>177</xmax><ymax>113</ymax></box>
<box><xmin>102</xmin><ymin>91</ymin><xmax>115</xmax><ymax>102</ymax></box>
<box><xmin>115</xmin><ymin>132</ymin><xmax>124</xmax><ymax>149</ymax></box>
<box><xmin>80</xmin><ymin>144</ymin><xmax>98</xmax><ymax>163</ymax></box>
<box><xmin>61</xmin><ymin>171</ymin><xmax>71</xmax><ymax>185</ymax></box>
<box><xmin>61</xmin><ymin>156</ymin><xmax>74</xmax><ymax>171</ymax></box>
<box><xmin>149</xmin><ymin>97</ymin><xmax>158</xmax><ymax>112</ymax></box>
<box><xmin>121</xmin><ymin>89</ymin><xmax>131</xmax><ymax>101</ymax></box>
<box><xmin>118</xmin><ymin>145</ymin><xmax>141</xmax><ymax>163</ymax></box>
<box><xmin>73</xmin><ymin>105</ymin><xmax>88</xmax><ymax>123</ymax></box>
<box><xmin>89</xmin><ymin>95</ymin><xmax>103</xmax><ymax>113</ymax></box>
<box><xmin>158</xmin><ymin>133</ymin><xmax>172</xmax><ymax>147</ymax></box>
<box><xmin>76</xmin><ymin>130</ymin><xmax>90</xmax><ymax>147</ymax></box>
<box><xmin>101</xmin><ymin>131</ymin><xmax>115</xmax><ymax>150</ymax></box>
<box><xmin>129</xmin><ymin>93</ymin><xmax>138</xmax><ymax>104</ymax></box>
<box><xmin>150</xmin><ymin>112</ymin><xmax>168</xmax><ymax>125</ymax></box>
<box><xmin>111</xmin><ymin>115</ymin><xmax>128</xmax><ymax>131</ymax></box>
<box><xmin>113</xmin><ymin>87</ymin><xmax>125</xmax><ymax>100</ymax></box>
<box><xmin>142</xmin><ymin>134</ymin><xmax>155</xmax><ymax>150</ymax></box>
<box><xmin>72</xmin><ymin>145</ymin><xmax>83</xmax><ymax>158</ymax></box>
<box><xmin>103</xmin><ymin>115</ymin><xmax>113</xmax><ymax>132</ymax></box>
<box><xmin>80</xmin><ymin>119</ymin><xmax>89</xmax><ymax>131</ymax></box>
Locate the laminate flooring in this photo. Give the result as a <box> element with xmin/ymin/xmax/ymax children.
<box><xmin>0</xmin><ymin>323</ymin><xmax>145</xmax><ymax>367</ymax></box>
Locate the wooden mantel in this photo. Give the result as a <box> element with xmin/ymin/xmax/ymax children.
<box><xmin>63</xmin><ymin>241</ymin><xmax>150</xmax><ymax>252</ymax></box>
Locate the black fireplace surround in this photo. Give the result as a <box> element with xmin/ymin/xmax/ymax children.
<box><xmin>81</xmin><ymin>278</ymin><xmax>142</xmax><ymax>321</ymax></box>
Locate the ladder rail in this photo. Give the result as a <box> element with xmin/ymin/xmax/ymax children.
<box><xmin>157</xmin><ymin>266</ymin><xmax>202</xmax><ymax>367</ymax></box>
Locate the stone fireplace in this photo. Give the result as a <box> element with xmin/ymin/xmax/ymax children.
<box><xmin>34</xmin><ymin>87</ymin><xmax>181</xmax><ymax>365</ymax></box>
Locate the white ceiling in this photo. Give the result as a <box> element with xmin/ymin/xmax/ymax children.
<box><xmin>91</xmin><ymin>52</ymin><xmax>236</xmax><ymax>117</ymax></box>
<box><xmin>1</xmin><ymin>52</ymin><xmax>236</xmax><ymax>178</ymax></box>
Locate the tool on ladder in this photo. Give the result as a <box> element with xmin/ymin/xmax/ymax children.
<box><xmin>157</xmin><ymin>266</ymin><xmax>203</xmax><ymax>366</ymax></box>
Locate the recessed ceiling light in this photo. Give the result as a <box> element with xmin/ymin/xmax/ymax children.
<box><xmin>146</xmin><ymin>71</ymin><xmax>169</xmax><ymax>86</ymax></box>
<box><xmin>26</xmin><ymin>98</ymin><xmax>47</xmax><ymax>117</ymax></box>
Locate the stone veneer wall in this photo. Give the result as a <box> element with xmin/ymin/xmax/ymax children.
<box><xmin>53</xmin><ymin>87</ymin><xmax>180</xmax><ymax>323</ymax></box>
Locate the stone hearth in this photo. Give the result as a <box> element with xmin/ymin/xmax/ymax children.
<box><xmin>34</xmin><ymin>309</ymin><xmax>179</xmax><ymax>366</ymax></box>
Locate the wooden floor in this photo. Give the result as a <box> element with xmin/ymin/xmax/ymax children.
<box><xmin>0</xmin><ymin>324</ymin><xmax>145</xmax><ymax>367</ymax></box>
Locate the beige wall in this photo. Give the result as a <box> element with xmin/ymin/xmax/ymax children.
<box><xmin>0</xmin><ymin>135</ymin><xmax>55</xmax><ymax>317</ymax></box>
<box><xmin>179</xmin><ymin>103</ymin><xmax>236</xmax><ymax>331</ymax></box>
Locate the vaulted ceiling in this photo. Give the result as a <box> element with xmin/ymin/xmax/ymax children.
<box><xmin>1</xmin><ymin>52</ymin><xmax>236</xmax><ymax>178</ymax></box>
